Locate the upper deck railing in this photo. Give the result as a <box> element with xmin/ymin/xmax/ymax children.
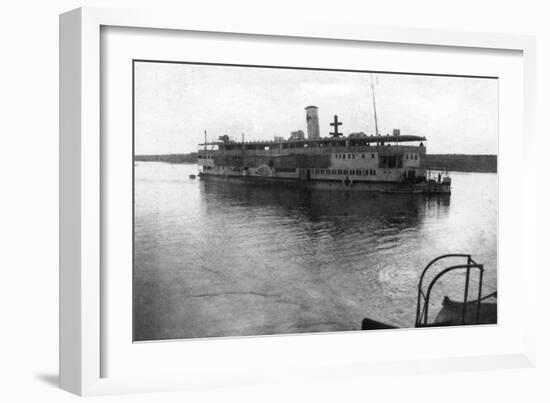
<box><xmin>200</xmin><ymin>134</ymin><xmax>426</xmax><ymax>149</ymax></box>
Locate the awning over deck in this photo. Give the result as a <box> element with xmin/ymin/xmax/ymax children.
<box><xmin>200</xmin><ymin>134</ymin><xmax>426</xmax><ymax>147</ymax></box>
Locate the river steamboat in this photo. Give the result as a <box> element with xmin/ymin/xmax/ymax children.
<box><xmin>197</xmin><ymin>105</ymin><xmax>451</xmax><ymax>194</ymax></box>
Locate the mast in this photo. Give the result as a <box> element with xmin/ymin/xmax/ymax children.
<box><xmin>370</xmin><ymin>74</ymin><xmax>379</xmax><ymax>137</ymax></box>
<box><xmin>241</xmin><ymin>132</ymin><xmax>245</xmax><ymax>170</ymax></box>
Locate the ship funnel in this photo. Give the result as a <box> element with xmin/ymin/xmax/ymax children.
<box><xmin>305</xmin><ymin>106</ymin><xmax>320</xmax><ymax>139</ymax></box>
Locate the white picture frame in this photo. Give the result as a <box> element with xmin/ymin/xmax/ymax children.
<box><xmin>59</xmin><ymin>6</ymin><xmax>537</xmax><ymax>396</ymax></box>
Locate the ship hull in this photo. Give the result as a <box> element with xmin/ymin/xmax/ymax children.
<box><xmin>198</xmin><ymin>173</ymin><xmax>450</xmax><ymax>194</ymax></box>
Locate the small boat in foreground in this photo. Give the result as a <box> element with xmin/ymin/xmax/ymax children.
<box><xmin>362</xmin><ymin>254</ymin><xmax>497</xmax><ymax>330</ymax></box>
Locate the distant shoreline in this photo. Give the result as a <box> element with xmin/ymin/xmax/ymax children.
<box><xmin>134</xmin><ymin>153</ymin><xmax>497</xmax><ymax>173</ymax></box>
<box><xmin>134</xmin><ymin>153</ymin><xmax>198</xmax><ymax>164</ymax></box>
<box><xmin>422</xmin><ymin>154</ymin><xmax>497</xmax><ymax>173</ymax></box>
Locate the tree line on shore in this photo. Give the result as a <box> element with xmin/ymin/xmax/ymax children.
<box><xmin>421</xmin><ymin>154</ymin><xmax>496</xmax><ymax>173</ymax></box>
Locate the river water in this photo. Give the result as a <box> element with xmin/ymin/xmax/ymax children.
<box><xmin>134</xmin><ymin>162</ymin><xmax>497</xmax><ymax>341</ymax></box>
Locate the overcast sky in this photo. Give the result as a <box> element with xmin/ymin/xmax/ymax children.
<box><xmin>134</xmin><ymin>62</ymin><xmax>498</xmax><ymax>155</ymax></box>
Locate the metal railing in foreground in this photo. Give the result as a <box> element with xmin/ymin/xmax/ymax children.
<box><xmin>415</xmin><ymin>254</ymin><xmax>484</xmax><ymax>327</ymax></box>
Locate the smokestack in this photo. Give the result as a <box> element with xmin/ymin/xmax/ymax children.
<box><xmin>305</xmin><ymin>106</ymin><xmax>320</xmax><ymax>139</ymax></box>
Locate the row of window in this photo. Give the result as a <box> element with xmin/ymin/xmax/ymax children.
<box><xmin>199</xmin><ymin>153</ymin><xmax>418</xmax><ymax>162</ymax></box>
<box><xmin>312</xmin><ymin>168</ymin><xmax>377</xmax><ymax>176</ymax></box>
<box><xmin>335</xmin><ymin>153</ymin><xmax>376</xmax><ymax>160</ymax></box>
<box><xmin>335</xmin><ymin>153</ymin><xmax>419</xmax><ymax>161</ymax></box>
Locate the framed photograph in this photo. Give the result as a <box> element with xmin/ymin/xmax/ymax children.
<box><xmin>60</xmin><ymin>7</ymin><xmax>537</xmax><ymax>396</ymax></box>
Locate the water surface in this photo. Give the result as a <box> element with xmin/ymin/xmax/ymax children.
<box><xmin>134</xmin><ymin>162</ymin><xmax>497</xmax><ymax>341</ymax></box>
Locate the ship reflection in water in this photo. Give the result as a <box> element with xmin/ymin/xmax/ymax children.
<box><xmin>134</xmin><ymin>163</ymin><xmax>497</xmax><ymax>341</ymax></box>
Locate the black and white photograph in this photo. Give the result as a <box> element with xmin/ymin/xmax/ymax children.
<box><xmin>5</xmin><ymin>0</ymin><xmax>548</xmax><ymax>400</ymax></box>
<box><xmin>132</xmin><ymin>60</ymin><xmax>498</xmax><ymax>342</ymax></box>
